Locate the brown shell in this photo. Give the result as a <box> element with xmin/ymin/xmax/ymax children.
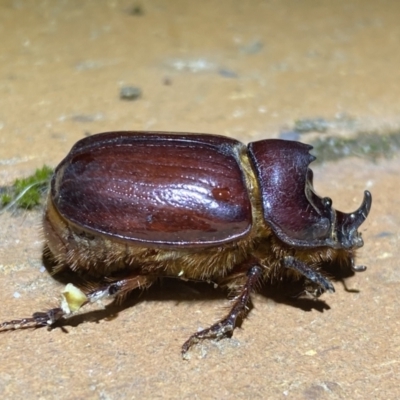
<box><xmin>51</xmin><ymin>131</ymin><xmax>252</xmax><ymax>247</ymax></box>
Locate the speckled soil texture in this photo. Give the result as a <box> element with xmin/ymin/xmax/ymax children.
<box><xmin>0</xmin><ymin>1</ymin><xmax>399</xmax><ymax>399</ymax></box>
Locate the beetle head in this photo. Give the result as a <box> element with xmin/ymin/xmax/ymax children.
<box><xmin>248</xmin><ymin>139</ymin><xmax>372</xmax><ymax>250</ymax></box>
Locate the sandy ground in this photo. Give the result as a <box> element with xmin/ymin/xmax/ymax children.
<box><xmin>0</xmin><ymin>1</ymin><xmax>399</xmax><ymax>399</ymax></box>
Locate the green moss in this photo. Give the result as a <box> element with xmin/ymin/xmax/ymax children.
<box><xmin>294</xmin><ymin>115</ymin><xmax>356</xmax><ymax>134</ymax></box>
<box><xmin>0</xmin><ymin>165</ymin><xmax>53</xmax><ymax>211</ymax></box>
<box><xmin>310</xmin><ymin>131</ymin><xmax>400</xmax><ymax>163</ymax></box>
<box><xmin>0</xmin><ymin>193</ymin><xmax>12</xmax><ymax>206</ymax></box>
<box><xmin>294</xmin><ymin>118</ymin><xmax>329</xmax><ymax>133</ymax></box>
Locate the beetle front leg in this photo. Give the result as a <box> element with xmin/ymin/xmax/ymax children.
<box><xmin>283</xmin><ymin>256</ymin><xmax>334</xmax><ymax>298</ymax></box>
<box><xmin>182</xmin><ymin>264</ymin><xmax>263</xmax><ymax>356</ymax></box>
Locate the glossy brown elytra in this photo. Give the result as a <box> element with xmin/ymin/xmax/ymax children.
<box><xmin>1</xmin><ymin>131</ymin><xmax>372</xmax><ymax>355</ymax></box>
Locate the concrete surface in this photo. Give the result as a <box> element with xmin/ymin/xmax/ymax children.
<box><xmin>0</xmin><ymin>1</ymin><xmax>399</xmax><ymax>399</ymax></box>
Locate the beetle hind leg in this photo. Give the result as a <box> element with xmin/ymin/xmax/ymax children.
<box><xmin>0</xmin><ymin>308</ymin><xmax>64</xmax><ymax>331</ymax></box>
<box><xmin>182</xmin><ymin>264</ymin><xmax>263</xmax><ymax>356</ymax></box>
<box><xmin>86</xmin><ymin>274</ymin><xmax>155</xmax><ymax>304</ymax></box>
<box><xmin>0</xmin><ymin>274</ymin><xmax>155</xmax><ymax>332</ymax></box>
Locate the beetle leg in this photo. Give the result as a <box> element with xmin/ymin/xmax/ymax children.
<box><xmin>0</xmin><ymin>308</ymin><xmax>65</xmax><ymax>331</ymax></box>
<box><xmin>283</xmin><ymin>256</ymin><xmax>335</xmax><ymax>298</ymax></box>
<box><xmin>0</xmin><ymin>275</ymin><xmax>155</xmax><ymax>331</ymax></box>
<box><xmin>86</xmin><ymin>274</ymin><xmax>155</xmax><ymax>304</ymax></box>
<box><xmin>181</xmin><ymin>264</ymin><xmax>263</xmax><ymax>355</ymax></box>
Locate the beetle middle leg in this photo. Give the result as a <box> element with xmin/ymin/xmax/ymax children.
<box><xmin>283</xmin><ymin>256</ymin><xmax>334</xmax><ymax>298</ymax></box>
<box><xmin>181</xmin><ymin>264</ymin><xmax>263</xmax><ymax>355</ymax></box>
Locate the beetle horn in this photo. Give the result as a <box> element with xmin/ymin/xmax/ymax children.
<box><xmin>351</xmin><ymin>190</ymin><xmax>372</xmax><ymax>228</ymax></box>
<box><xmin>341</xmin><ymin>190</ymin><xmax>372</xmax><ymax>231</ymax></box>
<box><xmin>335</xmin><ymin>190</ymin><xmax>372</xmax><ymax>249</ymax></box>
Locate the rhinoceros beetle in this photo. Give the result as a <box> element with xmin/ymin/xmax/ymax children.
<box><xmin>0</xmin><ymin>131</ymin><xmax>372</xmax><ymax>355</ymax></box>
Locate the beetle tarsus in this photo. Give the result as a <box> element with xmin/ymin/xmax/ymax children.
<box><xmin>182</xmin><ymin>265</ymin><xmax>263</xmax><ymax>356</ymax></box>
<box><xmin>0</xmin><ymin>307</ymin><xmax>64</xmax><ymax>331</ymax></box>
<box><xmin>283</xmin><ymin>256</ymin><xmax>334</xmax><ymax>296</ymax></box>
<box><xmin>32</xmin><ymin>308</ymin><xmax>65</xmax><ymax>325</ymax></box>
<box><xmin>293</xmin><ymin>283</ymin><xmax>327</xmax><ymax>300</ymax></box>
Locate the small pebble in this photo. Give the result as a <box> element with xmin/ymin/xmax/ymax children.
<box><xmin>119</xmin><ymin>86</ymin><xmax>142</xmax><ymax>101</ymax></box>
<box><xmin>218</xmin><ymin>68</ymin><xmax>238</xmax><ymax>78</ymax></box>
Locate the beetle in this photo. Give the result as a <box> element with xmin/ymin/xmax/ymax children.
<box><xmin>0</xmin><ymin>131</ymin><xmax>372</xmax><ymax>354</ymax></box>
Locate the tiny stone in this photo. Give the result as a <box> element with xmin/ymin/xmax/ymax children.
<box><xmin>13</xmin><ymin>292</ymin><xmax>21</xmax><ymax>299</ymax></box>
<box><xmin>218</xmin><ymin>68</ymin><xmax>238</xmax><ymax>78</ymax></box>
<box><xmin>119</xmin><ymin>86</ymin><xmax>142</xmax><ymax>101</ymax></box>
<box><xmin>129</xmin><ymin>5</ymin><xmax>144</xmax><ymax>16</ymax></box>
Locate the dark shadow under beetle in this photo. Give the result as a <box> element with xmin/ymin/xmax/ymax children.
<box><xmin>46</xmin><ymin>258</ymin><xmax>351</xmax><ymax>333</ymax></box>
